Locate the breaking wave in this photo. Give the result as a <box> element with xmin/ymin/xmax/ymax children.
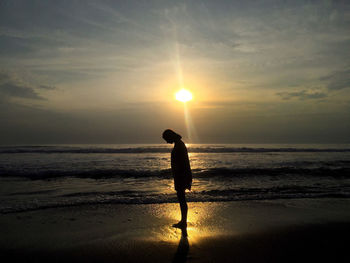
<box><xmin>1</xmin><ymin>167</ymin><xmax>349</xmax><ymax>179</ymax></box>
<box><xmin>1</xmin><ymin>145</ymin><xmax>350</xmax><ymax>154</ymax></box>
<box><xmin>2</xmin><ymin>185</ymin><xmax>349</xmax><ymax>214</ymax></box>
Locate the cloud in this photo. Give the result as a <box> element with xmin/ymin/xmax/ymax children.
<box><xmin>0</xmin><ymin>82</ymin><xmax>43</xmax><ymax>100</ymax></box>
<box><xmin>38</xmin><ymin>85</ymin><xmax>56</xmax><ymax>90</ymax></box>
<box><xmin>0</xmin><ymin>72</ymin><xmax>44</xmax><ymax>100</ymax></box>
<box><xmin>321</xmin><ymin>69</ymin><xmax>350</xmax><ymax>90</ymax></box>
<box><xmin>276</xmin><ymin>90</ymin><xmax>327</xmax><ymax>100</ymax></box>
<box><xmin>0</xmin><ymin>71</ymin><xmax>18</xmax><ymax>84</ymax></box>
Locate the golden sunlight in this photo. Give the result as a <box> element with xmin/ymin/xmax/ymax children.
<box><xmin>175</xmin><ymin>89</ymin><xmax>193</xmax><ymax>103</ymax></box>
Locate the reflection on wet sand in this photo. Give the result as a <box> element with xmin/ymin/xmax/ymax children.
<box><xmin>146</xmin><ymin>202</ymin><xmax>227</xmax><ymax>243</ymax></box>
<box><xmin>139</xmin><ymin>202</ymin><xmax>232</xmax><ymax>262</ymax></box>
<box><xmin>172</xmin><ymin>229</ymin><xmax>189</xmax><ymax>263</ymax></box>
<box><xmin>170</xmin><ymin>203</ymin><xmax>219</xmax><ymax>262</ymax></box>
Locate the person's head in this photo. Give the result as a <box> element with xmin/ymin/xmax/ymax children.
<box><xmin>162</xmin><ymin>129</ymin><xmax>182</xmax><ymax>144</ymax></box>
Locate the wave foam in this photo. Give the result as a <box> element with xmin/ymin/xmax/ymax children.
<box><xmin>1</xmin><ymin>145</ymin><xmax>350</xmax><ymax>154</ymax></box>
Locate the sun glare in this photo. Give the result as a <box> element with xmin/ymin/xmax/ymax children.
<box><xmin>175</xmin><ymin>89</ymin><xmax>193</xmax><ymax>103</ymax></box>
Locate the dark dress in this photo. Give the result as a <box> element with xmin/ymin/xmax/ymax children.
<box><xmin>171</xmin><ymin>140</ymin><xmax>192</xmax><ymax>191</ymax></box>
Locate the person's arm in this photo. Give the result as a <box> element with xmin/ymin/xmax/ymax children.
<box><xmin>175</xmin><ymin>143</ymin><xmax>192</xmax><ymax>175</ymax></box>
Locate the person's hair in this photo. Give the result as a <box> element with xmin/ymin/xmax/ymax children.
<box><xmin>162</xmin><ymin>129</ymin><xmax>182</xmax><ymax>142</ymax></box>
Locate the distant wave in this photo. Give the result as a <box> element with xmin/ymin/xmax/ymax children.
<box><xmin>1</xmin><ymin>145</ymin><xmax>350</xmax><ymax>154</ymax></box>
<box><xmin>2</xmin><ymin>185</ymin><xmax>349</xmax><ymax>214</ymax></box>
<box><xmin>1</xmin><ymin>167</ymin><xmax>349</xmax><ymax>179</ymax></box>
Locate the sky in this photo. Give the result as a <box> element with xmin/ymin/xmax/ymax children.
<box><xmin>0</xmin><ymin>0</ymin><xmax>349</xmax><ymax>144</ymax></box>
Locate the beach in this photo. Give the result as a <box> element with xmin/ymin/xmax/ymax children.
<box><xmin>1</xmin><ymin>198</ymin><xmax>349</xmax><ymax>262</ymax></box>
<box><xmin>1</xmin><ymin>144</ymin><xmax>349</xmax><ymax>262</ymax></box>
<box><xmin>2</xmin><ymin>0</ymin><xmax>350</xmax><ymax>262</ymax></box>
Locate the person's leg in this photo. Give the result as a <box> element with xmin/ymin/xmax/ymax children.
<box><xmin>176</xmin><ymin>189</ymin><xmax>188</xmax><ymax>225</ymax></box>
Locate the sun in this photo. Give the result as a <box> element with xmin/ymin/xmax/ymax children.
<box><xmin>175</xmin><ymin>89</ymin><xmax>193</xmax><ymax>103</ymax></box>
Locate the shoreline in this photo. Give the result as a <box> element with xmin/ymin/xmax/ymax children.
<box><xmin>1</xmin><ymin>199</ymin><xmax>350</xmax><ymax>262</ymax></box>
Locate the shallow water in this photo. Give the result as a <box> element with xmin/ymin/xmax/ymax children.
<box><xmin>1</xmin><ymin>144</ymin><xmax>350</xmax><ymax>213</ymax></box>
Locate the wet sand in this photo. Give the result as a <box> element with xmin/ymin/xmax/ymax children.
<box><xmin>1</xmin><ymin>199</ymin><xmax>350</xmax><ymax>262</ymax></box>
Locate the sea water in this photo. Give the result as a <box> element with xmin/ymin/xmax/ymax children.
<box><xmin>0</xmin><ymin>144</ymin><xmax>350</xmax><ymax>213</ymax></box>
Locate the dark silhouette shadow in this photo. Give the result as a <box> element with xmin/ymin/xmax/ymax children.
<box><xmin>162</xmin><ymin>129</ymin><xmax>192</xmax><ymax>227</ymax></box>
<box><xmin>163</xmin><ymin>129</ymin><xmax>191</xmax><ymax>263</ymax></box>
<box><xmin>172</xmin><ymin>227</ymin><xmax>189</xmax><ymax>263</ymax></box>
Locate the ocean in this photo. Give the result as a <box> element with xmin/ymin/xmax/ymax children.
<box><xmin>1</xmin><ymin>144</ymin><xmax>349</xmax><ymax>214</ymax></box>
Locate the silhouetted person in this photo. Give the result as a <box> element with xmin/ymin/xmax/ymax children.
<box><xmin>162</xmin><ymin>129</ymin><xmax>192</xmax><ymax>230</ymax></box>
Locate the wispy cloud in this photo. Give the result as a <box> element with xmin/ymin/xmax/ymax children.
<box><xmin>321</xmin><ymin>69</ymin><xmax>350</xmax><ymax>90</ymax></box>
<box><xmin>0</xmin><ymin>72</ymin><xmax>55</xmax><ymax>100</ymax></box>
<box><xmin>38</xmin><ymin>85</ymin><xmax>56</xmax><ymax>90</ymax></box>
<box><xmin>0</xmin><ymin>82</ymin><xmax>43</xmax><ymax>100</ymax></box>
<box><xmin>276</xmin><ymin>90</ymin><xmax>328</xmax><ymax>100</ymax></box>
